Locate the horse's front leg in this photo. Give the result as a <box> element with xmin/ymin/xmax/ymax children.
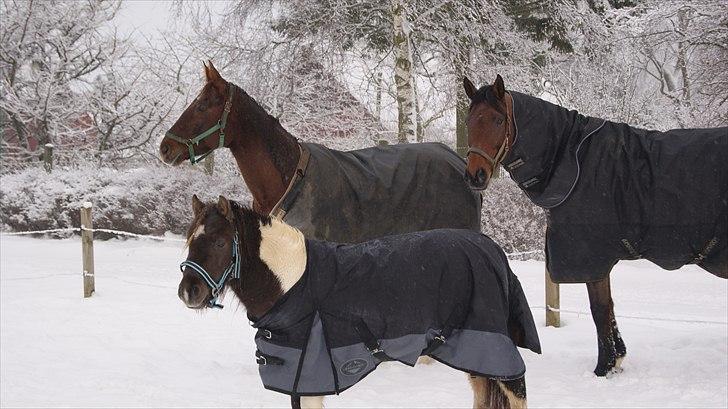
<box><xmin>586</xmin><ymin>275</ymin><xmax>626</xmax><ymax>377</ymax></box>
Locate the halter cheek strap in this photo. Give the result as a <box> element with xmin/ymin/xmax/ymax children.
<box><xmin>164</xmin><ymin>83</ymin><xmax>235</xmax><ymax>165</ymax></box>
<box><xmin>180</xmin><ymin>234</ymin><xmax>241</xmax><ymax>309</ymax></box>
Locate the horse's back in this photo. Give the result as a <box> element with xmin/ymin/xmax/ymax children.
<box><xmin>285</xmin><ymin>142</ymin><xmax>481</xmax><ymax>243</ymax></box>
<box><xmin>549</xmin><ymin>123</ymin><xmax>728</xmax><ymax>281</ymax></box>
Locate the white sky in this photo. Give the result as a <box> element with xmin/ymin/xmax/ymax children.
<box><xmin>114</xmin><ymin>1</ymin><xmax>176</xmax><ymax>41</ymax></box>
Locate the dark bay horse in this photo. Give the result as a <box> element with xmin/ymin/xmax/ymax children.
<box><xmin>159</xmin><ymin>61</ymin><xmax>481</xmax><ymax>244</ymax></box>
<box><xmin>178</xmin><ymin>195</ymin><xmax>540</xmax><ymax>408</ymax></box>
<box><xmin>462</xmin><ymin>75</ymin><xmax>727</xmax><ymax>377</ymax></box>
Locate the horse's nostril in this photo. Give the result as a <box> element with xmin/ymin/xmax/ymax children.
<box><xmin>190</xmin><ymin>284</ymin><xmax>199</xmax><ymax>297</ymax></box>
<box><xmin>160</xmin><ymin>144</ymin><xmax>169</xmax><ymax>155</ymax></box>
<box><xmin>476</xmin><ymin>168</ymin><xmax>486</xmax><ymax>184</ymax></box>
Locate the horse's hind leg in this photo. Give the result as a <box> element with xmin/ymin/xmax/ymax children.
<box><xmin>587</xmin><ymin>275</ymin><xmax>626</xmax><ymax>377</ymax></box>
<box><xmin>299</xmin><ymin>396</ymin><xmax>324</xmax><ymax>409</ymax></box>
<box><xmin>469</xmin><ymin>375</ymin><xmax>526</xmax><ymax>409</ymax></box>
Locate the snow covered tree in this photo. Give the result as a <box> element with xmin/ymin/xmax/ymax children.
<box><xmin>0</xmin><ymin>0</ymin><xmax>123</xmax><ymax>165</ymax></box>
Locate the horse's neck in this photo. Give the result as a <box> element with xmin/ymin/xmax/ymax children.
<box><xmin>230</xmin><ymin>209</ymin><xmax>307</xmax><ymax>318</ymax></box>
<box><xmin>227</xmin><ymin>88</ymin><xmax>301</xmax><ymax>214</ymax></box>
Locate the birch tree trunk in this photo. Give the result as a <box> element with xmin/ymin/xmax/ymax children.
<box><xmin>392</xmin><ymin>0</ymin><xmax>415</xmax><ymax>144</ymax></box>
<box><xmin>454</xmin><ymin>41</ymin><xmax>470</xmax><ymax>157</ymax></box>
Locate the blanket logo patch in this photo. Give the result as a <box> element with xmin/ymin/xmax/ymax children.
<box><xmin>340</xmin><ymin>359</ymin><xmax>368</xmax><ymax>376</ymax></box>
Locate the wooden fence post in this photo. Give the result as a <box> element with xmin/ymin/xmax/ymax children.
<box><xmin>545</xmin><ymin>264</ymin><xmax>560</xmax><ymax>327</ymax></box>
<box><xmin>81</xmin><ymin>202</ymin><xmax>95</xmax><ymax>298</ymax></box>
<box><xmin>43</xmin><ymin>143</ymin><xmax>54</xmax><ymax>173</ymax></box>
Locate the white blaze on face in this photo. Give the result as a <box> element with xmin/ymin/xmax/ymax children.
<box><xmin>192</xmin><ymin>224</ymin><xmax>205</xmax><ymax>240</ymax></box>
<box><xmin>258</xmin><ymin>219</ymin><xmax>307</xmax><ymax>293</ymax></box>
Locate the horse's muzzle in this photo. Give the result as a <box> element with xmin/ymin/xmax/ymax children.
<box><xmin>464</xmin><ymin>168</ymin><xmax>489</xmax><ymax>191</ymax></box>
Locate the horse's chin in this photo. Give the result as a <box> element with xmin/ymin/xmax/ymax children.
<box><xmin>467</xmin><ymin>182</ymin><xmax>489</xmax><ymax>192</ymax></box>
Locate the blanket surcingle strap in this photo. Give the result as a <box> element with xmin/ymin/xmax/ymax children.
<box><xmin>249</xmin><ymin>229</ymin><xmax>541</xmax><ymax>396</ymax></box>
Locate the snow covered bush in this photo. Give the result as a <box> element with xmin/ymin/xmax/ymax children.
<box><xmin>480</xmin><ymin>174</ymin><xmax>546</xmax><ymax>258</ymax></box>
<box><xmin>0</xmin><ymin>164</ymin><xmax>251</xmax><ymax>237</ymax></box>
<box><xmin>1</xmin><ymin>158</ymin><xmax>545</xmax><ymax>256</ymax></box>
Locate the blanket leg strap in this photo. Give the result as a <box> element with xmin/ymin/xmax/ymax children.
<box><xmin>421</xmin><ymin>305</ymin><xmax>464</xmax><ymax>356</ymax></box>
<box><xmin>354</xmin><ymin>319</ymin><xmax>395</xmax><ymax>362</ymax></box>
<box><xmin>256</xmin><ymin>350</ymin><xmax>285</xmax><ymax>366</ymax></box>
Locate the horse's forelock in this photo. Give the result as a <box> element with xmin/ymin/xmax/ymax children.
<box><xmin>469</xmin><ymin>85</ymin><xmax>507</xmax><ymax>115</ymax></box>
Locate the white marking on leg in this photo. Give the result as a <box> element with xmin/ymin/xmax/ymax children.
<box><xmin>300</xmin><ymin>395</ymin><xmax>324</xmax><ymax>409</ymax></box>
<box><xmin>258</xmin><ymin>219</ymin><xmax>307</xmax><ymax>293</ymax></box>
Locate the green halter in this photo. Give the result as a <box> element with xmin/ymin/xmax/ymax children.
<box><xmin>165</xmin><ymin>83</ymin><xmax>235</xmax><ymax>165</ymax></box>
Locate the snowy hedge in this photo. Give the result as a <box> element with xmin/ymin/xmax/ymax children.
<box><xmin>480</xmin><ymin>176</ymin><xmax>546</xmax><ymax>258</ymax></box>
<box><xmin>0</xmin><ymin>165</ymin><xmax>251</xmax><ymax>237</ymax></box>
<box><xmin>0</xmin><ymin>164</ymin><xmax>545</xmax><ymax>256</ymax></box>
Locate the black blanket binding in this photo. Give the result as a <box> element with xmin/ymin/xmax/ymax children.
<box><xmin>270</xmin><ymin>142</ymin><xmax>482</xmax><ymax>243</ymax></box>
<box><xmin>251</xmin><ymin>229</ymin><xmax>541</xmax><ymax>396</ymax></box>
<box><xmin>502</xmin><ymin>91</ymin><xmax>728</xmax><ymax>282</ymax></box>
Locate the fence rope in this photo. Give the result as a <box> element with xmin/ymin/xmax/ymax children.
<box><xmin>0</xmin><ymin>227</ymin><xmax>185</xmax><ymax>242</ymax></box>
<box><xmin>2</xmin><ymin>228</ymin><xmax>544</xmax><ymax>252</ymax></box>
<box><xmin>1</xmin><ymin>228</ymin><xmax>722</xmax><ymax>326</ymax></box>
<box><xmin>80</xmin><ymin>227</ymin><xmax>186</xmax><ymax>242</ymax></box>
<box><xmin>506</xmin><ymin>249</ymin><xmax>543</xmax><ymax>257</ymax></box>
<box><xmin>532</xmin><ymin>305</ymin><xmax>727</xmax><ymax>326</ymax></box>
<box><xmin>0</xmin><ymin>227</ymin><xmax>80</xmax><ymax>235</ymax></box>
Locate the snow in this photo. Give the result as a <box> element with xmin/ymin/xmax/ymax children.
<box><xmin>1</xmin><ymin>236</ymin><xmax>726</xmax><ymax>408</ymax></box>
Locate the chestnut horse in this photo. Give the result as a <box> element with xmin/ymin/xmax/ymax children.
<box><xmin>179</xmin><ymin>195</ymin><xmax>537</xmax><ymax>408</ymax></box>
<box><xmin>462</xmin><ymin>75</ymin><xmax>728</xmax><ymax>377</ymax></box>
<box><xmin>159</xmin><ymin>61</ymin><xmax>480</xmax><ymax>242</ymax></box>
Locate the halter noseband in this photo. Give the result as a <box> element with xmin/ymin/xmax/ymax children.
<box><xmin>180</xmin><ymin>233</ymin><xmax>241</xmax><ymax>309</ymax></box>
<box><xmin>466</xmin><ymin>96</ymin><xmax>513</xmax><ymax>181</ymax></box>
<box><xmin>164</xmin><ymin>82</ymin><xmax>235</xmax><ymax>165</ymax></box>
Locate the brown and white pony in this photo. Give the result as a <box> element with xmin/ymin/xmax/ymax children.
<box><xmin>178</xmin><ymin>195</ymin><xmax>527</xmax><ymax>409</ymax></box>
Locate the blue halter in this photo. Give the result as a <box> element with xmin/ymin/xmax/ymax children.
<box><xmin>180</xmin><ymin>234</ymin><xmax>241</xmax><ymax>309</ymax></box>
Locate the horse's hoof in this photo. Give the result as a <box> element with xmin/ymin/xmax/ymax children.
<box><xmin>593</xmin><ymin>365</ymin><xmax>609</xmax><ymax>377</ymax></box>
<box><xmin>606</xmin><ymin>366</ymin><xmax>624</xmax><ymax>379</ymax></box>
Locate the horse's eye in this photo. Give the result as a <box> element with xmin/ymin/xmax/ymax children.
<box><xmin>496</xmin><ymin>118</ymin><xmax>504</xmax><ymax>126</ymax></box>
<box><xmin>196</xmin><ymin>100</ymin><xmax>208</xmax><ymax>112</ymax></box>
<box><xmin>216</xmin><ymin>239</ymin><xmax>225</xmax><ymax>248</ymax></box>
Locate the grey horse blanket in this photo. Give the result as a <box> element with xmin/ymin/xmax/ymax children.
<box><xmin>251</xmin><ymin>229</ymin><xmax>541</xmax><ymax>396</ymax></box>
<box><xmin>500</xmin><ymin>90</ymin><xmax>728</xmax><ymax>282</ymax></box>
<box><xmin>270</xmin><ymin>142</ymin><xmax>482</xmax><ymax>243</ymax></box>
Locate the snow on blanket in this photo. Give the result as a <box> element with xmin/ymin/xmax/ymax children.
<box><xmin>1</xmin><ymin>236</ymin><xmax>726</xmax><ymax>408</ymax></box>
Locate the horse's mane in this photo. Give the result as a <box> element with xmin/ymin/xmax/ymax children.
<box><xmin>230</xmin><ymin>83</ymin><xmax>300</xmax><ymax>185</ymax></box>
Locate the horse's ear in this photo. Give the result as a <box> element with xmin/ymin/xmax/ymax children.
<box><xmin>205</xmin><ymin>60</ymin><xmax>222</xmax><ymax>82</ymax></box>
<box><xmin>493</xmin><ymin>74</ymin><xmax>506</xmax><ymax>101</ymax></box>
<box><xmin>463</xmin><ymin>76</ymin><xmax>477</xmax><ymax>100</ymax></box>
<box><xmin>217</xmin><ymin>195</ymin><xmax>233</xmax><ymax>222</ymax></box>
<box><xmin>192</xmin><ymin>194</ymin><xmax>204</xmax><ymax>215</ymax></box>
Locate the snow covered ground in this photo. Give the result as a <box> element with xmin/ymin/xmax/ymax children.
<box><xmin>1</xmin><ymin>235</ymin><xmax>726</xmax><ymax>408</ymax></box>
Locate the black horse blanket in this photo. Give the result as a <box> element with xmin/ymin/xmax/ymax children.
<box><xmin>270</xmin><ymin>142</ymin><xmax>482</xmax><ymax>243</ymax></box>
<box><xmin>502</xmin><ymin>91</ymin><xmax>728</xmax><ymax>282</ymax></box>
<box><xmin>251</xmin><ymin>229</ymin><xmax>541</xmax><ymax>396</ymax></box>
